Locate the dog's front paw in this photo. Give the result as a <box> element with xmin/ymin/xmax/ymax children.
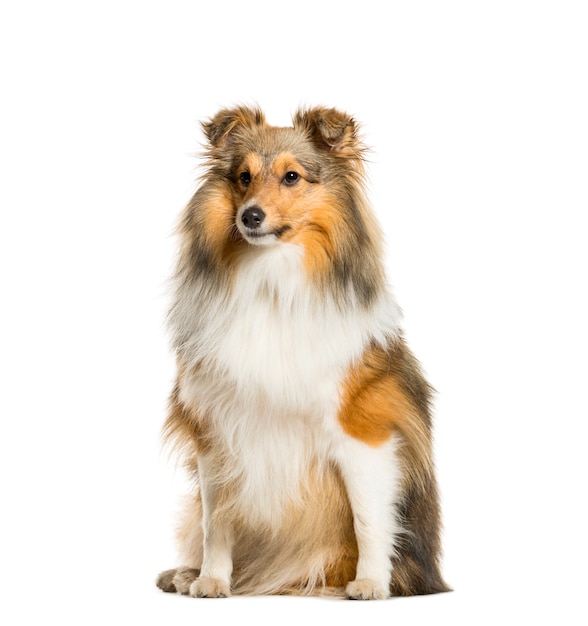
<box><xmin>346</xmin><ymin>578</ymin><xmax>390</xmax><ymax>600</ymax></box>
<box><xmin>189</xmin><ymin>576</ymin><xmax>231</xmax><ymax>598</ymax></box>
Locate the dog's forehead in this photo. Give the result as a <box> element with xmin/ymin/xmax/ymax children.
<box><xmin>236</xmin><ymin>125</ymin><xmax>319</xmax><ymax>173</ymax></box>
<box><xmin>240</xmin><ymin>126</ymin><xmax>309</xmax><ymax>159</ymax></box>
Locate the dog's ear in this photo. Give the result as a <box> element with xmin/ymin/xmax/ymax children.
<box><xmin>202</xmin><ymin>106</ymin><xmax>266</xmax><ymax>149</ymax></box>
<box><xmin>293</xmin><ymin>107</ymin><xmax>363</xmax><ymax>157</ymax></box>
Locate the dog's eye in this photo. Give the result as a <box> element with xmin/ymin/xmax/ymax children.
<box><xmin>283</xmin><ymin>171</ymin><xmax>299</xmax><ymax>186</ymax></box>
<box><xmin>239</xmin><ymin>171</ymin><xmax>251</xmax><ymax>186</ymax></box>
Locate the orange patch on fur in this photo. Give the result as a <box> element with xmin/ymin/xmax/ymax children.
<box><xmin>290</xmin><ymin>191</ymin><xmax>345</xmax><ymax>277</ymax></box>
<box><xmin>201</xmin><ymin>185</ymin><xmax>238</xmax><ymax>252</ymax></box>
<box><xmin>234</xmin><ymin>152</ymin><xmax>312</xmax><ymax>235</ymax></box>
<box><xmin>271</xmin><ymin>153</ymin><xmax>305</xmax><ymax>178</ymax></box>
<box><xmin>239</xmin><ymin>153</ymin><xmax>264</xmax><ymax>179</ymax></box>
<box><xmin>338</xmin><ymin>343</ymin><xmax>416</xmax><ymax>447</ymax></box>
<box><xmin>163</xmin><ymin>376</ymin><xmax>212</xmax><ymax>463</ymax></box>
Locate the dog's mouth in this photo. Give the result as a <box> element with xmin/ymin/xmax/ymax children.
<box><xmin>238</xmin><ymin>224</ymin><xmax>292</xmax><ymax>245</ymax></box>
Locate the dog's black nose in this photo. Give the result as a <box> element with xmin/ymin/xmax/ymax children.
<box><xmin>241</xmin><ymin>206</ymin><xmax>265</xmax><ymax>229</ymax></box>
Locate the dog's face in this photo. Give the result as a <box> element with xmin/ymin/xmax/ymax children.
<box><xmin>231</xmin><ymin>129</ymin><xmax>321</xmax><ymax>247</ymax></box>
<box><xmin>201</xmin><ymin>106</ymin><xmax>366</xmax><ymax>251</ymax></box>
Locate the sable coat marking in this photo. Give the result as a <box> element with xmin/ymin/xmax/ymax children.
<box><xmin>156</xmin><ymin>105</ymin><xmax>450</xmax><ymax>599</ymax></box>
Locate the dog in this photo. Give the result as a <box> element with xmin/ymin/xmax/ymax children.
<box><xmin>156</xmin><ymin>105</ymin><xmax>450</xmax><ymax>599</ymax></box>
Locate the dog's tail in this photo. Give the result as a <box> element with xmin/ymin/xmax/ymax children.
<box><xmin>391</xmin><ymin>471</ymin><xmax>451</xmax><ymax>595</ymax></box>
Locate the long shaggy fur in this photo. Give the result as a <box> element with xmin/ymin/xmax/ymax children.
<box><xmin>156</xmin><ymin>105</ymin><xmax>450</xmax><ymax>599</ymax></box>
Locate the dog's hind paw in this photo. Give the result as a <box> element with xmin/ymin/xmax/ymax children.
<box><xmin>346</xmin><ymin>578</ymin><xmax>390</xmax><ymax>600</ymax></box>
<box><xmin>172</xmin><ymin>567</ymin><xmax>200</xmax><ymax>594</ymax></box>
<box><xmin>156</xmin><ymin>569</ymin><xmax>178</xmax><ymax>593</ymax></box>
<box><xmin>156</xmin><ymin>567</ymin><xmax>200</xmax><ymax>594</ymax></box>
<box><xmin>189</xmin><ymin>576</ymin><xmax>231</xmax><ymax>598</ymax></box>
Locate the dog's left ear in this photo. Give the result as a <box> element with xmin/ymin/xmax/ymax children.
<box><xmin>293</xmin><ymin>107</ymin><xmax>363</xmax><ymax>157</ymax></box>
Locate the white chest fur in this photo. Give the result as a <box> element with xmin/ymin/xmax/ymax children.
<box><xmin>171</xmin><ymin>243</ymin><xmax>401</xmax><ymax>524</ymax></box>
<box><xmin>173</xmin><ymin>244</ymin><xmax>400</xmax><ymax>409</ymax></box>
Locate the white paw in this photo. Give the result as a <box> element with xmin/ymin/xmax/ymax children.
<box><xmin>346</xmin><ymin>578</ymin><xmax>390</xmax><ymax>600</ymax></box>
<box><xmin>189</xmin><ymin>576</ymin><xmax>231</xmax><ymax>598</ymax></box>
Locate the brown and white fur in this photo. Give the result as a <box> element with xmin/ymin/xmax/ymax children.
<box><xmin>156</xmin><ymin>106</ymin><xmax>450</xmax><ymax>599</ymax></box>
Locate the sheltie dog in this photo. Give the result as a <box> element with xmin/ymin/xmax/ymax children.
<box><xmin>156</xmin><ymin>105</ymin><xmax>449</xmax><ymax>600</ymax></box>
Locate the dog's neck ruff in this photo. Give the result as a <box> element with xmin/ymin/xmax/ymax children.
<box><xmin>170</xmin><ymin>242</ymin><xmax>402</xmax><ymax>413</ymax></box>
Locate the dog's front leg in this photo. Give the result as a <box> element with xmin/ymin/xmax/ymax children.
<box><xmin>189</xmin><ymin>456</ymin><xmax>233</xmax><ymax>598</ymax></box>
<box><xmin>335</xmin><ymin>437</ymin><xmax>402</xmax><ymax>600</ymax></box>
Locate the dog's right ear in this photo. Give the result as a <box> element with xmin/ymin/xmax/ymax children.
<box><xmin>202</xmin><ymin>106</ymin><xmax>266</xmax><ymax>149</ymax></box>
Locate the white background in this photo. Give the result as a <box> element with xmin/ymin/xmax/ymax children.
<box><xmin>1</xmin><ymin>1</ymin><xmax>587</xmax><ymax>624</ymax></box>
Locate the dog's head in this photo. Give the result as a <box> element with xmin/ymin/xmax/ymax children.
<box><xmin>201</xmin><ymin>105</ymin><xmax>367</xmax><ymax>248</ymax></box>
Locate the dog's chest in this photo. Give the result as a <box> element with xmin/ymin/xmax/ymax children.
<box><xmin>174</xmin><ymin>244</ymin><xmax>400</xmax><ymax>525</ymax></box>
<box><xmin>176</xmin><ymin>244</ymin><xmax>379</xmax><ymax>411</ymax></box>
